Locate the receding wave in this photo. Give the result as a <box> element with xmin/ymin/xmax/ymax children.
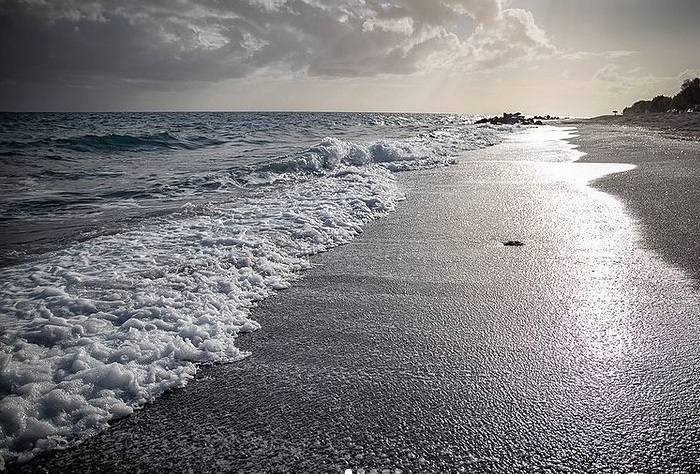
<box><xmin>0</xmin><ymin>120</ymin><xmax>507</xmax><ymax>466</ymax></box>
<box><xmin>0</xmin><ymin>165</ymin><xmax>403</xmax><ymax>465</ymax></box>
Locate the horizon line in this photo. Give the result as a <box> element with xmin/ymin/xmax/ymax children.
<box><xmin>0</xmin><ymin>109</ymin><xmax>588</xmax><ymax>118</ymax></box>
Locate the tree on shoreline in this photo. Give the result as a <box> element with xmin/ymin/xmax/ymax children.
<box><xmin>671</xmin><ymin>77</ymin><xmax>700</xmax><ymax>111</ymax></box>
<box><xmin>623</xmin><ymin>77</ymin><xmax>700</xmax><ymax>114</ymax></box>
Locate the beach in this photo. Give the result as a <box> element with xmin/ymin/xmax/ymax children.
<box><xmin>11</xmin><ymin>123</ymin><xmax>700</xmax><ymax>473</ymax></box>
<box><xmin>581</xmin><ymin>113</ymin><xmax>700</xmax><ymax>142</ymax></box>
<box><xmin>572</xmin><ymin>116</ymin><xmax>700</xmax><ymax>283</ymax></box>
<box><xmin>3</xmin><ymin>0</ymin><xmax>700</xmax><ymax>470</ymax></box>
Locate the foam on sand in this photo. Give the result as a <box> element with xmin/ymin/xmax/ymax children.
<box><xmin>0</xmin><ymin>127</ymin><xmax>505</xmax><ymax>465</ymax></box>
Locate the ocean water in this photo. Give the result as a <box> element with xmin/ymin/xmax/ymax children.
<box><xmin>0</xmin><ymin>112</ymin><xmax>507</xmax><ymax>463</ymax></box>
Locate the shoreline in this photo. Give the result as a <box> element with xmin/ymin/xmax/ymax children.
<box><xmin>569</xmin><ymin>113</ymin><xmax>700</xmax><ymax>142</ymax></box>
<box><xmin>11</xmin><ymin>126</ymin><xmax>700</xmax><ymax>473</ymax></box>
<box><xmin>571</xmin><ymin>120</ymin><xmax>700</xmax><ymax>284</ymax></box>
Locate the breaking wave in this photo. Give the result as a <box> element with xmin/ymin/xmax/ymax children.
<box><xmin>0</xmin><ymin>113</ymin><xmax>510</xmax><ymax>466</ymax></box>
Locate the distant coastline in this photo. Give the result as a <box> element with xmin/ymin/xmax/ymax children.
<box><xmin>621</xmin><ymin>77</ymin><xmax>700</xmax><ymax>115</ymax></box>
<box><xmin>570</xmin><ymin>76</ymin><xmax>700</xmax><ymax>141</ymax></box>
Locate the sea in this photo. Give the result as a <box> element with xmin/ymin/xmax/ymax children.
<box><xmin>0</xmin><ymin>112</ymin><xmax>507</xmax><ymax>463</ymax></box>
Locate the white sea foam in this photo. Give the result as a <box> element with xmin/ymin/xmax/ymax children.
<box><xmin>0</xmin><ymin>126</ymin><xmax>505</xmax><ymax>465</ymax></box>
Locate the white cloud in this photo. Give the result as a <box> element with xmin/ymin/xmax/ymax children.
<box><xmin>462</xmin><ymin>7</ymin><xmax>555</xmax><ymax>70</ymax></box>
<box><xmin>362</xmin><ymin>17</ymin><xmax>415</xmax><ymax>36</ymax></box>
<box><xmin>592</xmin><ymin>64</ymin><xmax>660</xmax><ymax>94</ymax></box>
<box><xmin>561</xmin><ymin>50</ymin><xmax>638</xmax><ymax>61</ymax></box>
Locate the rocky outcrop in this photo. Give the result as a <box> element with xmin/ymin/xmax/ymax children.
<box><xmin>475</xmin><ymin>112</ymin><xmax>557</xmax><ymax>126</ymax></box>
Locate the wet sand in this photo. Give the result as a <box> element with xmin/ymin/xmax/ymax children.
<box><xmin>10</xmin><ymin>127</ymin><xmax>700</xmax><ymax>473</ymax></box>
<box><xmin>572</xmin><ymin>118</ymin><xmax>700</xmax><ymax>283</ymax></box>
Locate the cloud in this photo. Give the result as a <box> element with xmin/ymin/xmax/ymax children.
<box><xmin>592</xmin><ymin>64</ymin><xmax>659</xmax><ymax>94</ymax></box>
<box><xmin>0</xmin><ymin>0</ymin><xmax>556</xmax><ymax>86</ymax></box>
<box><xmin>560</xmin><ymin>50</ymin><xmax>638</xmax><ymax>61</ymax></box>
<box><xmin>461</xmin><ymin>7</ymin><xmax>555</xmax><ymax>70</ymax></box>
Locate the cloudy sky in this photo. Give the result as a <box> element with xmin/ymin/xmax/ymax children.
<box><xmin>1</xmin><ymin>0</ymin><xmax>698</xmax><ymax>116</ymax></box>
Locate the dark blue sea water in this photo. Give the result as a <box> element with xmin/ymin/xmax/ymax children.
<box><xmin>0</xmin><ymin>112</ymin><xmax>505</xmax><ymax>462</ymax></box>
<box><xmin>0</xmin><ymin>112</ymin><xmax>501</xmax><ymax>265</ymax></box>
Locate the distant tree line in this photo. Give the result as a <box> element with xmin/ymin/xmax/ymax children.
<box><xmin>623</xmin><ymin>77</ymin><xmax>700</xmax><ymax>114</ymax></box>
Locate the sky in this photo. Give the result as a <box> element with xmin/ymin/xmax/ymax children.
<box><xmin>0</xmin><ymin>0</ymin><xmax>699</xmax><ymax>116</ymax></box>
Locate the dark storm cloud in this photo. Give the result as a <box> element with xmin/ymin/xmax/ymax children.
<box><xmin>0</xmin><ymin>0</ymin><xmax>555</xmax><ymax>86</ymax></box>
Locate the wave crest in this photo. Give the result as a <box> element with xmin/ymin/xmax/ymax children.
<box><xmin>235</xmin><ymin>133</ymin><xmax>482</xmax><ymax>186</ymax></box>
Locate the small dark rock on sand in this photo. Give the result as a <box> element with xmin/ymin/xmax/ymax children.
<box><xmin>503</xmin><ymin>240</ymin><xmax>525</xmax><ymax>247</ymax></box>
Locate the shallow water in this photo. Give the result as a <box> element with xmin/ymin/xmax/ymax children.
<box><xmin>12</xmin><ymin>126</ymin><xmax>700</xmax><ymax>473</ymax></box>
<box><xmin>326</xmin><ymin>128</ymin><xmax>700</xmax><ymax>471</ymax></box>
<box><xmin>0</xmin><ymin>112</ymin><xmax>501</xmax><ymax>263</ymax></box>
<box><xmin>198</xmin><ymin>127</ymin><xmax>700</xmax><ymax>472</ymax></box>
<box><xmin>0</xmin><ymin>112</ymin><xmax>508</xmax><ymax>463</ymax></box>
